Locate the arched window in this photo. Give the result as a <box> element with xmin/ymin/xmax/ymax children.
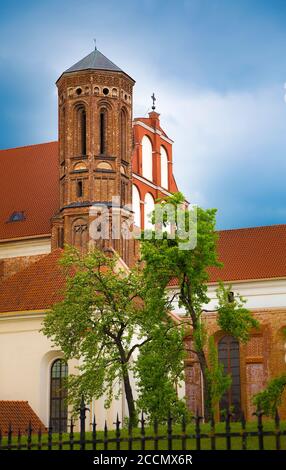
<box><xmin>160</xmin><ymin>146</ymin><xmax>168</xmax><ymax>189</ymax></box>
<box><xmin>76</xmin><ymin>180</ymin><xmax>83</xmax><ymax>198</ymax></box>
<box><xmin>73</xmin><ymin>162</ymin><xmax>87</xmax><ymax>172</ymax></box>
<box><xmin>144</xmin><ymin>192</ymin><xmax>155</xmax><ymax>229</ymax></box>
<box><xmin>218</xmin><ymin>335</ymin><xmax>241</xmax><ymax>420</ymax></box>
<box><xmin>75</xmin><ymin>106</ymin><xmax>86</xmax><ymax>156</ymax></box>
<box><xmin>99</xmin><ymin>109</ymin><xmax>107</xmax><ymax>155</ymax></box>
<box><xmin>132</xmin><ymin>185</ymin><xmax>141</xmax><ymax>228</ymax></box>
<box><xmin>120</xmin><ymin>109</ymin><xmax>127</xmax><ymax>161</ymax></box>
<box><xmin>72</xmin><ymin>218</ymin><xmax>88</xmax><ymax>249</ymax></box>
<box><xmin>50</xmin><ymin>359</ymin><xmax>68</xmax><ymax>432</ymax></box>
<box><xmin>142</xmin><ymin>135</ymin><xmax>153</xmax><ymax>181</ymax></box>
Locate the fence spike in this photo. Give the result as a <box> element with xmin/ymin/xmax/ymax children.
<box><xmin>140</xmin><ymin>411</ymin><xmax>146</xmax><ymax>451</ymax></box>
<box><xmin>17</xmin><ymin>428</ymin><xmax>21</xmax><ymax>450</ymax></box>
<box><xmin>210</xmin><ymin>413</ymin><xmax>216</xmax><ymax>450</ymax></box>
<box><xmin>128</xmin><ymin>417</ymin><xmax>133</xmax><ymax>451</ymax></box>
<box><xmin>181</xmin><ymin>414</ymin><xmax>186</xmax><ymax>451</ymax></box>
<box><xmin>7</xmin><ymin>422</ymin><xmax>12</xmax><ymax>450</ymax></box>
<box><xmin>240</xmin><ymin>410</ymin><xmax>247</xmax><ymax>451</ymax></box>
<box><xmin>92</xmin><ymin>415</ymin><xmax>97</xmax><ymax>451</ymax></box>
<box><xmin>104</xmin><ymin>420</ymin><xmax>108</xmax><ymax>451</ymax></box>
<box><xmin>37</xmin><ymin>427</ymin><xmax>42</xmax><ymax>450</ymax></box>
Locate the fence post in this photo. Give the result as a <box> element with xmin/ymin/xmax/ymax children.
<box><xmin>140</xmin><ymin>412</ymin><xmax>146</xmax><ymax>451</ymax></box>
<box><xmin>104</xmin><ymin>420</ymin><xmax>108</xmax><ymax>451</ymax></box>
<box><xmin>167</xmin><ymin>412</ymin><xmax>173</xmax><ymax>451</ymax></box>
<box><xmin>27</xmin><ymin>421</ymin><xmax>32</xmax><ymax>451</ymax></box>
<box><xmin>79</xmin><ymin>396</ymin><xmax>88</xmax><ymax>451</ymax></box>
<box><xmin>275</xmin><ymin>409</ymin><xmax>281</xmax><ymax>451</ymax></box>
<box><xmin>241</xmin><ymin>411</ymin><xmax>247</xmax><ymax>450</ymax></box>
<box><xmin>69</xmin><ymin>418</ymin><xmax>74</xmax><ymax>451</ymax></box>
<box><xmin>7</xmin><ymin>423</ymin><xmax>12</xmax><ymax>450</ymax></box>
<box><xmin>225</xmin><ymin>409</ymin><xmax>232</xmax><ymax>450</ymax></box>
<box><xmin>194</xmin><ymin>409</ymin><xmax>202</xmax><ymax>451</ymax></box>
<box><xmin>114</xmin><ymin>413</ymin><xmax>121</xmax><ymax>451</ymax></box>
<box><xmin>128</xmin><ymin>418</ymin><xmax>133</xmax><ymax>451</ymax></box>
<box><xmin>254</xmin><ymin>406</ymin><xmax>264</xmax><ymax>450</ymax></box>
<box><xmin>181</xmin><ymin>414</ymin><xmax>186</xmax><ymax>451</ymax></box>
<box><xmin>92</xmin><ymin>415</ymin><xmax>97</xmax><ymax>451</ymax></box>
<box><xmin>210</xmin><ymin>413</ymin><xmax>216</xmax><ymax>450</ymax></box>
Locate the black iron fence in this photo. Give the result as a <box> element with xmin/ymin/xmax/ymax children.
<box><xmin>0</xmin><ymin>399</ymin><xmax>285</xmax><ymax>450</ymax></box>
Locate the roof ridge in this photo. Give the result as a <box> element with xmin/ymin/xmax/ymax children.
<box><xmin>0</xmin><ymin>140</ymin><xmax>58</xmax><ymax>153</ymax></box>
<box><xmin>218</xmin><ymin>223</ymin><xmax>286</xmax><ymax>233</ymax></box>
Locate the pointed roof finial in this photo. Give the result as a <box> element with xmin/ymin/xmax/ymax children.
<box><xmin>94</xmin><ymin>38</ymin><xmax>97</xmax><ymax>50</ymax></box>
<box><xmin>151</xmin><ymin>92</ymin><xmax>156</xmax><ymax>111</ymax></box>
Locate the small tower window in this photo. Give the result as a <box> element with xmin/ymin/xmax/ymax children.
<box><xmin>100</xmin><ymin>110</ymin><xmax>107</xmax><ymax>154</ymax></box>
<box><xmin>76</xmin><ymin>180</ymin><xmax>83</xmax><ymax>198</ymax></box>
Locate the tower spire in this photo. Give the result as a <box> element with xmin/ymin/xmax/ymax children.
<box><xmin>151</xmin><ymin>92</ymin><xmax>156</xmax><ymax>111</ymax></box>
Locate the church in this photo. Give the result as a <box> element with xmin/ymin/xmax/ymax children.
<box><xmin>0</xmin><ymin>46</ymin><xmax>285</xmax><ymax>431</ymax></box>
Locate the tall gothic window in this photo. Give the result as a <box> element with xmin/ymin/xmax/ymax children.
<box><xmin>218</xmin><ymin>335</ymin><xmax>241</xmax><ymax>420</ymax></box>
<box><xmin>75</xmin><ymin>105</ymin><xmax>86</xmax><ymax>156</ymax></box>
<box><xmin>50</xmin><ymin>359</ymin><xmax>68</xmax><ymax>432</ymax></box>
<box><xmin>99</xmin><ymin>110</ymin><xmax>107</xmax><ymax>154</ymax></box>
<box><xmin>120</xmin><ymin>109</ymin><xmax>127</xmax><ymax>161</ymax></box>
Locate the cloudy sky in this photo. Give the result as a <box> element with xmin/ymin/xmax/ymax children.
<box><xmin>1</xmin><ymin>0</ymin><xmax>286</xmax><ymax>229</ymax></box>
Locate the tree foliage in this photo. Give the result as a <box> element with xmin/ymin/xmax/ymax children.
<box><xmin>43</xmin><ymin>246</ymin><xmax>187</xmax><ymax>424</ymax></box>
<box><xmin>141</xmin><ymin>193</ymin><xmax>259</xmax><ymax>417</ymax></box>
<box><xmin>253</xmin><ymin>375</ymin><xmax>286</xmax><ymax>417</ymax></box>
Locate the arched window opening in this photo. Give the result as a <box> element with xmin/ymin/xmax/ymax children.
<box><xmin>50</xmin><ymin>359</ymin><xmax>68</xmax><ymax>432</ymax></box>
<box><xmin>160</xmin><ymin>146</ymin><xmax>168</xmax><ymax>189</ymax></box>
<box><xmin>142</xmin><ymin>135</ymin><xmax>153</xmax><ymax>181</ymax></box>
<box><xmin>100</xmin><ymin>110</ymin><xmax>107</xmax><ymax>155</ymax></box>
<box><xmin>72</xmin><ymin>219</ymin><xmax>88</xmax><ymax>250</ymax></box>
<box><xmin>120</xmin><ymin>109</ymin><xmax>127</xmax><ymax>161</ymax></box>
<box><xmin>76</xmin><ymin>180</ymin><xmax>83</xmax><ymax>198</ymax></box>
<box><xmin>132</xmin><ymin>185</ymin><xmax>141</xmax><ymax>228</ymax></box>
<box><xmin>74</xmin><ymin>162</ymin><xmax>87</xmax><ymax>172</ymax></box>
<box><xmin>218</xmin><ymin>335</ymin><xmax>241</xmax><ymax>421</ymax></box>
<box><xmin>144</xmin><ymin>192</ymin><xmax>155</xmax><ymax>230</ymax></box>
<box><xmin>78</xmin><ymin>107</ymin><xmax>86</xmax><ymax>155</ymax></box>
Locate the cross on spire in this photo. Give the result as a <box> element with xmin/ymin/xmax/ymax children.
<box><xmin>151</xmin><ymin>92</ymin><xmax>156</xmax><ymax>111</ymax></box>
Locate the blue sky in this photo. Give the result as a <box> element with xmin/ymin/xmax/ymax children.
<box><xmin>1</xmin><ymin>0</ymin><xmax>286</xmax><ymax>229</ymax></box>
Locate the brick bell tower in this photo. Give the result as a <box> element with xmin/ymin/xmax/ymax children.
<box><xmin>52</xmin><ymin>45</ymin><xmax>136</xmax><ymax>265</ymax></box>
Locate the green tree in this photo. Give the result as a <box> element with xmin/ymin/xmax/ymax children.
<box><xmin>253</xmin><ymin>375</ymin><xmax>286</xmax><ymax>417</ymax></box>
<box><xmin>141</xmin><ymin>192</ymin><xmax>259</xmax><ymax>418</ymax></box>
<box><xmin>43</xmin><ymin>246</ymin><xmax>186</xmax><ymax>425</ymax></box>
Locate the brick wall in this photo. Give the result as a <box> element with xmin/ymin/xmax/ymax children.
<box><xmin>185</xmin><ymin>308</ymin><xmax>286</xmax><ymax>420</ymax></box>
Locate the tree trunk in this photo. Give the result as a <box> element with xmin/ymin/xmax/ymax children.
<box><xmin>122</xmin><ymin>368</ymin><xmax>137</xmax><ymax>426</ymax></box>
<box><xmin>116</xmin><ymin>341</ymin><xmax>137</xmax><ymax>426</ymax></box>
<box><xmin>196</xmin><ymin>349</ymin><xmax>211</xmax><ymax>421</ymax></box>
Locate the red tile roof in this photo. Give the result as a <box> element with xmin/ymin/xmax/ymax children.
<box><xmin>0</xmin><ymin>141</ymin><xmax>59</xmax><ymax>241</ymax></box>
<box><xmin>0</xmin><ymin>249</ymin><xmax>65</xmax><ymax>313</ymax></box>
<box><xmin>168</xmin><ymin>224</ymin><xmax>286</xmax><ymax>286</ymax></box>
<box><xmin>0</xmin><ymin>401</ymin><xmax>46</xmax><ymax>434</ymax></box>
<box><xmin>209</xmin><ymin>224</ymin><xmax>286</xmax><ymax>282</ymax></box>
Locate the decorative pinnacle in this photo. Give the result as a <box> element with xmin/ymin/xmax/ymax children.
<box><xmin>94</xmin><ymin>38</ymin><xmax>97</xmax><ymax>50</ymax></box>
<box><xmin>151</xmin><ymin>92</ymin><xmax>156</xmax><ymax>111</ymax></box>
